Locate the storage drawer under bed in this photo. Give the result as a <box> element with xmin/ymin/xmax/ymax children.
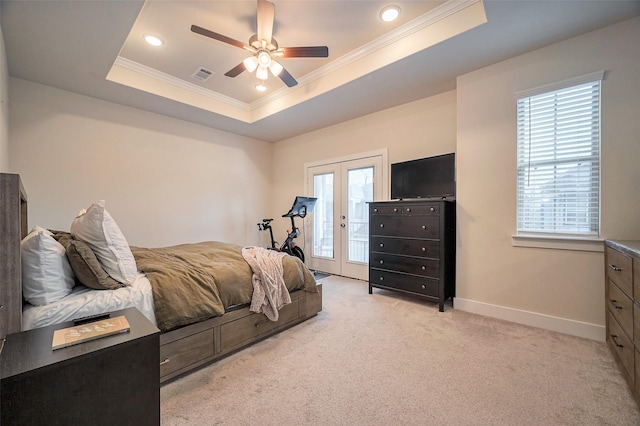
<box><xmin>160</xmin><ymin>329</ymin><xmax>214</xmax><ymax>378</ymax></box>
<box><xmin>220</xmin><ymin>299</ymin><xmax>300</xmax><ymax>351</ymax></box>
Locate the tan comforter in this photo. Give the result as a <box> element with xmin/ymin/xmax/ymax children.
<box><xmin>131</xmin><ymin>241</ymin><xmax>317</xmax><ymax>332</ymax></box>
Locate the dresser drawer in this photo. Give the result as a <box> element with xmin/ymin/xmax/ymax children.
<box><xmin>608</xmin><ymin>280</ymin><xmax>634</xmax><ymax>339</ymax></box>
<box><xmin>370</xmin><ymin>236</ymin><xmax>440</xmax><ymax>259</ymax></box>
<box><xmin>160</xmin><ymin>328</ymin><xmax>214</xmax><ymax>378</ymax></box>
<box><xmin>221</xmin><ymin>299</ymin><xmax>300</xmax><ymax>351</ymax></box>
<box><xmin>371</xmin><ymin>205</ymin><xmax>403</xmax><ymax>215</ymax></box>
<box><xmin>401</xmin><ymin>203</ymin><xmax>440</xmax><ymax>215</ymax></box>
<box><xmin>608</xmin><ymin>312</ymin><xmax>635</xmax><ymax>382</ymax></box>
<box><xmin>636</xmin><ymin>349</ymin><xmax>640</xmax><ymax>396</ymax></box>
<box><xmin>371</xmin><ymin>253</ymin><xmax>439</xmax><ymax>277</ymax></box>
<box><xmin>635</xmin><ymin>259</ymin><xmax>640</xmax><ymax>303</ymax></box>
<box><xmin>606</xmin><ymin>247</ymin><xmax>633</xmax><ymax>297</ymax></box>
<box><xmin>370</xmin><ymin>269</ymin><xmax>439</xmax><ymax>298</ymax></box>
<box><xmin>634</xmin><ymin>303</ymin><xmax>640</xmax><ymax>345</ymax></box>
<box><xmin>372</xmin><ymin>216</ymin><xmax>440</xmax><ymax>239</ymax></box>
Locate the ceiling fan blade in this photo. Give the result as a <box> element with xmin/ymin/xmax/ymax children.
<box><xmin>256</xmin><ymin>0</ymin><xmax>275</xmax><ymax>45</ymax></box>
<box><xmin>278</xmin><ymin>67</ymin><xmax>298</xmax><ymax>88</ymax></box>
<box><xmin>224</xmin><ymin>62</ymin><xmax>247</xmax><ymax>78</ymax></box>
<box><xmin>191</xmin><ymin>25</ymin><xmax>248</xmax><ymax>50</ymax></box>
<box><xmin>280</xmin><ymin>46</ymin><xmax>329</xmax><ymax>58</ymax></box>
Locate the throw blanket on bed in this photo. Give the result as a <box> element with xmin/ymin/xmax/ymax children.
<box><xmin>242</xmin><ymin>246</ymin><xmax>290</xmax><ymax>321</ymax></box>
<box><xmin>131</xmin><ymin>241</ymin><xmax>317</xmax><ymax>332</ymax></box>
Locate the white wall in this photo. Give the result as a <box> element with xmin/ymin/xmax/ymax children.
<box><xmin>0</xmin><ymin>19</ymin><xmax>9</xmax><ymax>172</ymax></box>
<box><xmin>9</xmin><ymin>78</ymin><xmax>273</xmax><ymax>248</ymax></box>
<box><xmin>271</xmin><ymin>90</ymin><xmax>457</xmax><ymax>235</ymax></box>
<box><xmin>456</xmin><ymin>17</ymin><xmax>640</xmax><ymax>340</ymax></box>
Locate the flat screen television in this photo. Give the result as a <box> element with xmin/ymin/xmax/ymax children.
<box><xmin>391</xmin><ymin>153</ymin><xmax>455</xmax><ymax>200</ymax></box>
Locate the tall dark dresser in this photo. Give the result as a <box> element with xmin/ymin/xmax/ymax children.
<box><xmin>368</xmin><ymin>199</ymin><xmax>456</xmax><ymax>311</ymax></box>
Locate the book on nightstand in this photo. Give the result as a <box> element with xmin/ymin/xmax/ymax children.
<box><xmin>52</xmin><ymin>315</ymin><xmax>130</xmax><ymax>350</ymax></box>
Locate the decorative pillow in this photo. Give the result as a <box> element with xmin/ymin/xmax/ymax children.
<box><xmin>70</xmin><ymin>200</ymin><xmax>137</xmax><ymax>285</ymax></box>
<box><xmin>21</xmin><ymin>226</ymin><xmax>75</xmax><ymax>306</ymax></box>
<box><xmin>66</xmin><ymin>239</ymin><xmax>124</xmax><ymax>290</ymax></box>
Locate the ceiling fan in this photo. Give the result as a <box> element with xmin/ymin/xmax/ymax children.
<box><xmin>191</xmin><ymin>0</ymin><xmax>329</xmax><ymax>88</ymax></box>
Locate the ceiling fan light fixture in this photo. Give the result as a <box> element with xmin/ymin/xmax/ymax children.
<box><xmin>255</xmin><ymin>82</ymin><xmax>267</xmax><ymax>92</ymax></box>
<box><xmin>257</xmin><ymin>51</ymin><xmax>271</xmax><ymax>67</ymax></box>
<box><xmin>243</xmin><ymin>56</ymin><xmax>259</xmax><ymax>73</ymax></box>
<box><xmin>269</xmin><ymin>60</ymin><xmax>283</xmax><ymax>77</ymax></box>
<box><xmin>380</xmin><ymin>5</ymin><xmax>400</xmax><ymax>22</ymax></box>
<box><xmin>256</xmin><ymin>65</ymin><xmax>269</xmax><ymax>80</ymax></box>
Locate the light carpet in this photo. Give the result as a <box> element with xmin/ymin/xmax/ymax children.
<box><xmin>161</xmin><ymin>275</ymin><xmax>640</xmax><ymax>425</ymax></box>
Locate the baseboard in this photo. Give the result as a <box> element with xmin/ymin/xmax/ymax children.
<box><xmin>453</xmin><ymin>297</ymin><xmax>605</xmax><ymax>342</ymax></box>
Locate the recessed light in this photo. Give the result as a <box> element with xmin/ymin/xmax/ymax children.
<box><xmin>144</xmin><ymin>34</ymin><xmax>164</xmax><ymax>47</ymax></box>
<box><xmin>380</xmin><ymin>5</ymin><xmax>400</xmax><ymax>22</ymax></box>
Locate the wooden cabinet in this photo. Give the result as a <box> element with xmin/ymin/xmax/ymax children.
<box><xmin>1</xmin><ymin>308</ymin><xmax>160</xmax><ymax>425</ymax></box>
<box><xmin>368</xmin><ymin>200</ymin><xmax>455</xmax><ymax>311</ymax></box>
<box><xmin>605</xmin><ymin>240</ymin><xmax>640</xmax><ymax>407</ymax></box>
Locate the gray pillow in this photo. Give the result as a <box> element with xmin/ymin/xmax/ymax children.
<box><xmin>66</xmin><ymin>238</ymin><xmax>124</xmax><ymax>290</ymax></box>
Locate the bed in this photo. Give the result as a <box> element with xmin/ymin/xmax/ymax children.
<box><xmin>0</xmin><ymin>173</ymin><xmax>322</xmax><ymax>383</ymax></box>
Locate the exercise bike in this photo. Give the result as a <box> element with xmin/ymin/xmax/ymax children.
<box><xmin>257</xmin><ymin>196</ymin><xmax>317</xmax><ymax>263</ymax></box>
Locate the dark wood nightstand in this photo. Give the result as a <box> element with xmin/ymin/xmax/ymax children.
<box><xmin>1</xmin><ymin>307</ymin><xmax>160</xmax><ymax>426</ymax></box>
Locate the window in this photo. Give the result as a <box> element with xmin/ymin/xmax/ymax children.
<box><xmin>516</xmin><ymin>71</ymin><xmax>604</xmax><ymax>238</ymax></box>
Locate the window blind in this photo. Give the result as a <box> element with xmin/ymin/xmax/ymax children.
<box><xmin>516</xmin><ymin>78</ymin><xmax>601</xmax><ymax>237</ymax></box>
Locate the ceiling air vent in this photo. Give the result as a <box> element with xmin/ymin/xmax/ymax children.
<box><xmin>191</xmin><ymin>67</ymin><xmax>214</xmax><ymax>82</ymax></box>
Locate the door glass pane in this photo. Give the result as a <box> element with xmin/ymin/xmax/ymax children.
<box><xmin>313</xmin><ymin>173</ymin><xmax>334</xmax><ymax>259</ymax></box>
<box><xmin>347</xmin><ymin>167</ymin><xmax>373</xmax><ymax>263</ymax></box>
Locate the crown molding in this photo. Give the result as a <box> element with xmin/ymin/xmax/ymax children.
<box><xmin>111</xmin><ymin>0</ymin><xmax>481</xmax><ymax>117</ymax></box>
<box><xmin>112</xmin><ymin>56</ymin><xmax>250</xmax><ymax>111</ymax></box>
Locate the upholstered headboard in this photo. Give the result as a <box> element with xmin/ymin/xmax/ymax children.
<box><xmin>0</xmin><ymin>173</ymin><xmax>28</xmax><ymax>339</ymax></box>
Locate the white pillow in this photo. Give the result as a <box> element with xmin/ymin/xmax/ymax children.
<box><xmin>70</xmin><ymin>200</ymin><xmax>137</xmax><ymax>285</ymax></box>
<box><xmin>21</xmin><ymin>226</ymin><xmax>75</xmax><ymax>306</ymax></box>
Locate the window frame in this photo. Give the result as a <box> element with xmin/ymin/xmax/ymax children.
<box><xmin>512</xmin><ymin>71</ymin><xmax>605</xmax><ymax>252</ymax></box>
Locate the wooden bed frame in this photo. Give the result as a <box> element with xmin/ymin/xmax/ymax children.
<box><xmin>0</xmin><ymin>173</ymin><xmax>323</xmax><ymax>383</ymax></box>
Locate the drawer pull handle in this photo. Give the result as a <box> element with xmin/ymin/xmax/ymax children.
<box><xmin>421</xmin><ymin>225</ymin><xmax>427</xmax><ymax>230</ymax></box>
<box><xmin>611</xmin><ymin>334</ymin><xmax>624</xmax><ymax>348</ymax></box>
<box><xmin>421</xmin><ymin>266</ymin><xmax>426</xmax><ymax>270</ymax></box>
<box><xmin>379</xmin><ymin>277</ymin><xmax>384</xmax><ymax>281</ymax></box>
<box><xmin>380</xmin><ymin>224</ymin><xmax>384</xmax><ymax>228</ymax></box>
<box><xmin>430</xmin><ymin>207</ymin><xmax>435</xmax><ymax>212</ymax></box>
<box><xmin>421</xmin><ymin>247</ymin><xmax>426</xmax><ymax>252</ymax></box>
<box><xmin>374</xmin><ymin>208</ymin><xmax>378</xmax><ymax>212</ymax></box>
<box><xmin>608</xmin><ymin>264</ymin><xmax>622</xmax><ymax>272</ymax></box>
<box><xmin>610</xmin><ymin>299</ymin><xmax>623</xmax><ymax>310</ymax></box>
<box><xmin>379</xmin><ymin>243</ymin><xmax>384</xmax><ymax>248</ymax></box>
<box><xmin>393</xmin><ymin>208</ymin><xmax>398</xmax><ymax>212</ymax></box>
<box><xmin>421</xmin><ymin>285</ymin><xmax>426</xmax><ymax>289</ymax></box>
<box><xmin>160</xmin><ymin>358</ymin><xmax>170</xmax><ymax>366</ymax></box>
<box><xmin>406</xmin><ymin>208</ymin><xmax>411</xmax><ymax>212</ymax></box>
<box><xmin>379</xmin><ymin>260</ymin><xmax>384</xmax><ymax>264</ymax></box>
<box><xmin>255</xmin><ymin>319</ymin><xmax>272</xmax><ymax>328</ymax></box>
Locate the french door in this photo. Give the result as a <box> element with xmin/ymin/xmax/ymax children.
<box><xmin>305</xmin><ymin>152</ymin><xmax>385</xmax><ymax>280</ymax></box>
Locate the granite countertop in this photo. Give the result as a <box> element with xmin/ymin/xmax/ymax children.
<box><xmin>605</xmin><ymin>240</ymin><xmax>640</xmax><ymax>258</ymax></box>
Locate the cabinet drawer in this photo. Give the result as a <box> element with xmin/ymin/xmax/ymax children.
<box><xmin>401</xmin><ymin>204</ymin><xmax>440</xmax><ymax>215</ymax></box>
<box><xmin>371</xmin><ymin>205</ymin><xmax>403</xmax><ymax>215</ymax></box>
<box><xmin>372</xmin><ymin>216</ymin><xmax>440</xmax><ymax>239</ymax></box>
<box><xmin>606</xmin><ymin>247</ymin><xmax>633</xmax><ymax>297</ymax></box>
<box><xmin>370</xmin><ymin>269</ymin><xmax>439</xmax><ymax>298</ymax></box>
<box><xmin>636</xmin><ymin>349</ymin><xmax>640</xmax><ymax>397</ymax></box>
<box><xmin>160</xmin><ymin>329</ymin><xmax>214</xmax><ymax>378</ymax></box>
<box><xmin>370</xmin><ymin>236</ymin><xmax>440</xmax><ymax>259</ymax></box>
<box><xmin>635</xmin><ymin>303</ymin><xmax>640</xmax><ymax>345</ymax></box>
<box><xmin>221</xmin><ymin>300</ymin><xmax>300</xmax><ymax>350</ymax></box>
<box><xmin>608</xmin><ymin>280</ymin><xmax>634</xmax><ymax>339</ymax></box>
<box><xmin>635</xmin><ymin>259</ymin><xmax>640</xmax><ymax>303</ymax></box>
<box><xmin>371</xmin><ymin>253</ymin><xmax>439</xmax><ymax>277</ymax></box>
<box><xmin>608</xmin><ymin>312</ymin><xmax>635</xmax><ymax>382</ymax></box>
